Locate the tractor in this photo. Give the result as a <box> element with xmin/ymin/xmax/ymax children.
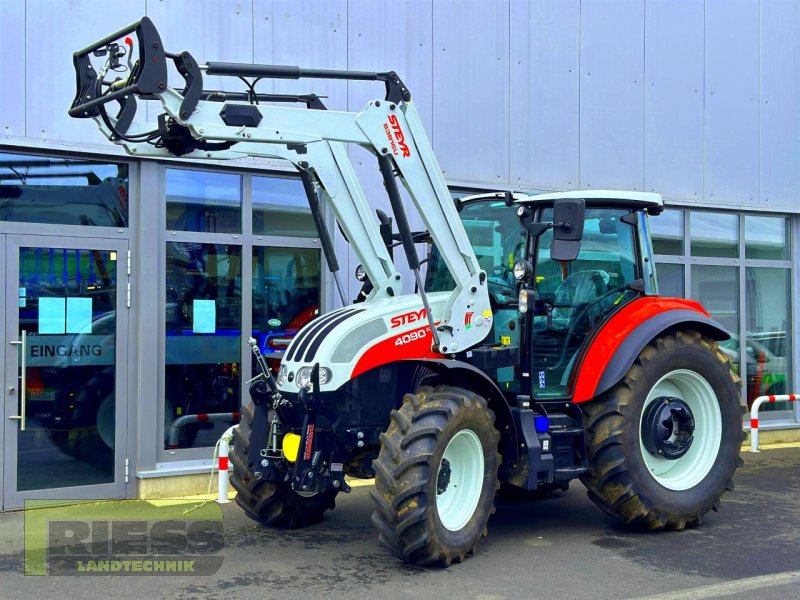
<box><xmin>70</xmin><ymin>18</ymin><xmax>743</xmax><ymax>566</ymax></box>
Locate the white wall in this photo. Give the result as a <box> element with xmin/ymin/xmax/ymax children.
<box><xmin>1</xmin><ymin>0</ymin><xmax>798</xmax><ymax>213</ymax></box>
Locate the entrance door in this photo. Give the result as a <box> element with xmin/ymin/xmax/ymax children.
<box><xmin>2</xmin><ymin>236</ymin><xmax>128</xmax><ymax>509</ymax></box>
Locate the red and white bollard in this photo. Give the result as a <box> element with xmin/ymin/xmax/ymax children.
<box><xmin>217</xmin><ymin>425</ymin><xmax>238</xmax><ymax>504</ymax></box>
<box><xmin>750</xmin><ymin>394</ymin><xmax>798</xmax><ymax>452</ymax></box>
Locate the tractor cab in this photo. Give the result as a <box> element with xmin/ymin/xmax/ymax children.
<box><xmin>426</xmin><ymin>190</ymin><xmax>664</xmax><ymax>400</ymax></box>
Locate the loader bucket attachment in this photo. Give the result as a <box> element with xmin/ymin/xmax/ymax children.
<box><xmin>69</xmin><ymin>16</ymin><xmax>167</xmax><ymax>120</ymax></box>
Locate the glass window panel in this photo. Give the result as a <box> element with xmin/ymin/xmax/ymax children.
<box><xmin>745</xmin><ymin>215</ymin><xmax>789</xmax><ymax>260</ymax></box>
<box><xmin>690</xmin><ymin>212</ymin><xmax>738</xmax><ymax>258</ymax></box>
<box><xmin>166</xmin><ymin>169</ymin><xmax>241</xmax><ymax>233</ymax></box>
<box><xmin>745</xmin><ymin>267</ymin><xmax>792</xmax><ymax>413</ymax></box>
<box><xmin>650</xmin><ymin>210</ymin><xmax>684</xmax><ymax>255</ymax></box>
<box><xmin>693</xmin><ymin>265</ymin><xmax>740</xmax><ymax>380</ymax></box>
<box><xmin>253</xmin><ymin>176</ymin><xmax>316</xmax><ymax>237</ymax></box>
<box><xmin>165</xmin><ymin>243</ymin><xmax>242</xmax><ymax>449</ymax></box>
<box><xmin>0</xmin><ymin>152</ymin><xmax>128</xmax><ymax>227</ymax></box>
<box><xmin>252</xmin><ymin>247</ymin><xmax>321</xmax><ymax>372</ymax></box>
<box><xmin>655</xmin><ymin>262</ymin><xmax>684</xmax><ymax>298</ymax></box>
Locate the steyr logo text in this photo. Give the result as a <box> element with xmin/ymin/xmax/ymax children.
<box><xmin>384</xmin><ymin>115</ymin><xmax>411</xmax><ymax>158</ymax></box>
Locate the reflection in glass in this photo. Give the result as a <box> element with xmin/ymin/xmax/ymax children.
<box><xmin>655</xmin><ymin>263</ymin><xmax>684</xmax><ymax>298</ymax></box>
<box><xmin>166</xmin><ymin>169</ymin><xmax>241</xmax><ymax>233</ymax></box>
<box><xmin>17</xmin><ymin>247</ymin><xmax>117</xmax><ymax>490</ymax></box>
<box><xmin>0</xmin><ymin>152</ymin><xmax>128</xmax><ymax>227</ymax></box>
<box><xmin>744</xmin><ymin>268</ymin><xmax>791</xmax><ymax>411</ymax></box>
<box><xmin>252</xmin><ymin>247</ymin><xmax>321</xmax><ymax>372</ymax></box>
<box><xmin>690</xmin><ymin>212</ymin><xmax>738</xmax><ymax>258</ymax></box>
<box><xmin>745</xmin><ymin>216</ymin><xmax>789</xmax><ymax>261</ymax></box>
<box><xmin>650</xmin><ymin>210</ymin><xmax>684</xmax><ymax>255</ymax></box>
<box><xmin>693</xmin><ymin>265</ymin><xmax>739</xmax><ymax>377</ymax></box>
<box><xmin>165</xmin><ymin>243</ymin><xmax>241</xmax><ymax>449</ymax></box>
<box><xmin>253</xmin><ymin>176</ymin><xmax>316</xmax><ymax>237</ymax></box>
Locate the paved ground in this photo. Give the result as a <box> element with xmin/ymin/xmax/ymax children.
<box><xmin>0</xmin><ymin>446</ymin><xmax>799</xmax><ymax>600</ymax></box>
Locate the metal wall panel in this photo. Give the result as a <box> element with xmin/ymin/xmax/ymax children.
<box><xmin>25</xmin><ymin>0</ymin><xmax>146</xmax><ymax>144</ymax></box>
<box><xmin>510</xmin><ymin>0</ymin><xmax>580</xmax><ymax>191</ymax></box>
<box><xmin>0</xmin><ymin>0</ymin><xmax>26</xmax><ymax>137</ymax></box>
<box><xmin>144</xmin><ymin>1</ymin><xmax>252</xmax><ymax>118</ymax></box>
<box><xmin>644</xmin><ymin>0</ymin><xmax>704</xmax><ymax>200</ymax></box>
<box><xmin>704</xmin><ymin>0</ymin><xmax>760</xmax><ymax>205</ymax></box>
<box><xmin>432</xmin><ymin>0</ymin><xmax>510</xmax><ymax>185</ymax></box>
<box><xmin>579</xmin><ymin>0</ymin><xmax>645</xmax><ymax>191</ymax></box>
<box><xmin>759</xmin><ymin>0</ymin><xmax>800</xmax><ymax>209</ymax></box>
<box><xmin>256</xmin><ymin>0</ymin><xmax>348</xmax><ymax>110</ymax></box>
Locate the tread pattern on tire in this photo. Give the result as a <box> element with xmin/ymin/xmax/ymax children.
<box><xmin>230</xmin><ymin>403</ymin><xmax>337</xmax><ymax>528</ymax></box>
<box><xmin>370</xmin><ymin>385</ymin><xmax>501</xmax><ymax>566</ymax></box>
<box><xmin>579</xmin><ymin>329</ymin><xmax>744</xmax><ymax>531</ymax></box>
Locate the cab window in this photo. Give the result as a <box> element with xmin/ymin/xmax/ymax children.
<box><xmin>532</xmin><ymin>208</ymin><xmax>639</xmax><ymax>399</ymax></box>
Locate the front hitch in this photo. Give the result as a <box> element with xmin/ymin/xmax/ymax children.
<box><xmin>293</xmin><ymin>364</ymin><xmax>350</xmax><ymax>494</ymax></box>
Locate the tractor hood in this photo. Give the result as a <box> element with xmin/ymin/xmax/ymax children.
<box><xmin>277</xmin><ymin>292</ymin><xmax>490</xmax><ymax>393</ymax></box>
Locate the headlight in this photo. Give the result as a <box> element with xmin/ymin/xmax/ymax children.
<box><xmin>296</xmin><ymin>366</ymin><xmax>311</xmax><ymax>389</ymax></box>
<box><xmin>277</xmin><ymin>365</ymin><xmax>288</xmax><ymax>386</ymax></box>
<box><xmin>355</xmin><ymin>264</ymin><xmax>367</xmax><ymax>282</ymax></box>
<box><xmin>513</xmin><ymin>259</ymin><xmax>533</xmax><ymax>281</ymax></box>
<box><xmin>318</xmin><ymin>367</ymin><xmax>333</xmax><ymax>385</ymax></box>
<box><xmin>519</xmin><ymin>288</ymin><xmax>529</xmax><ymax>314</ymax></box>
<box><xmin>295</xmin><ymin>365</ymin><xmax>333</xmax><ymax>388</ymax></box>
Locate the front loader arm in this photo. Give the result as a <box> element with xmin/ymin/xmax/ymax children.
<box><xmin>69</xmin><ymin>16</ymin><xmax>491</xmax><ymax>353</ymax></box>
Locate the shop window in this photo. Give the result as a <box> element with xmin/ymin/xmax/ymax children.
<box><xmin>166</xmin><ymin>169</ymin><xmax>241</xmax><ymax>233</ymax></box>
<box><xmin>690</xmin><ymin>212</ymin><xmax>738</xmax><ymax>258</ymax></box>
<box><xmin>693</xmin><ymin>265</ymin><xmax>740</xmax><ymax>377</ymax></box>
<box><xmin>650</xmin><ymin>209</ymin><xmax>684</xmax><ymax>255</ymax></box>
<box><xmin>164</xmin><ymin>242</ymin><xmax>241</xmax><ymax>449</ymax></box>
<box><xmin>745</xmin><ymin>267</ymin><xmax>791</xmax><ymax>411</ymax></box>
<box><xmin>252</xmin><ymin>247</ymin><xmax>321</xmax><ymax>372</ymax></box>
<box><xmin>253</xmin><ymin>176</ymin><xmax>316</xmax><ymax>237</ymax></box>
<box><xmin>745</xmin><ymin>215</ymin><xmax>790</xmax><ymax>261</ymax></box>
<box><xmin>655</xmin><ymin>262</ymin><xmax>684</xmax><ymax>298</ymax></box>
<box><xmin>0</xmin><ymin>152</ymin><xmax>128</xmax><ymax>227</ymax></box>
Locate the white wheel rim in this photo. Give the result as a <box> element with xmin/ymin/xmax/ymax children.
<box><xmin>436</xmin><ymin>429</ymin><xmax>484</xmax><ymax>532</ymax></box>
<box><xmin>639</xmin><ymin>369</ymin><xmax>722</xmax><ymax>491</ymax></box>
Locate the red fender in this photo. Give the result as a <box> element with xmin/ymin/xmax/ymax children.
<box><xmin>571</xmin><ymin>297</ymin><xmax>714</xmax><ymax>403</ymax></box>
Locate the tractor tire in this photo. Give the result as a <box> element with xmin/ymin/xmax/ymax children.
<box><xmin>370</xmin><ymin>385</ymin><xmax>501</xmax><ymax>566</ymax></box>
<box><xmin>229</xmin><ymin>403</ymin><xmax>338</xmax><ymax>528</ymax></box>
<box><xmin>580</xmin><ymin>329</ymin><xmax>743</xmax><ymax>530</ymax></box>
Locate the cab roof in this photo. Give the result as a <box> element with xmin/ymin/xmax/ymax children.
<box><xmin>457</xmin><ymin>190</ymin><xmax>663</xmax><ymax>211</ymax></box>
<box><xmin>524</xmin><ymin>190</ymin><xmax>663</xmax><ymax>207</ymax></box>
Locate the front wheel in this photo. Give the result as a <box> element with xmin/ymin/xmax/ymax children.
<box><xmin>370</xmin><ymin>385</ymin><xmax>501</xmax><ymax>566</ymax></box>
<box><xmin>580</xmin><ymin>330</ymin><xmax>743</xmax><ymax>529</ymax></box>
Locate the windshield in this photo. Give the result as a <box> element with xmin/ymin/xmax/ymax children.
<box><xmin>425</xmin><ymin>199</ymin><xmax>526</xmax><ymax>305</ymax></box>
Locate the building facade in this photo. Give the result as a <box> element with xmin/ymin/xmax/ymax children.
<box><xmin>0</xmin><ymin>0</ymin><xmax>797</xmax><ymax>508</ymax></box>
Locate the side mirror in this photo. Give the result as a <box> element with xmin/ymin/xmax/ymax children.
<box><xmin>551</xmin><ymin>198</ymin><xmax>585</xmax><ymax>262</ymax></box>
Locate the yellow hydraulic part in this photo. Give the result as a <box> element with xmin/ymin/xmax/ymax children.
<box><xmin>283</xmin><ymin>433</ymin><xmax>301</xmax><ymax>463</ymax></box>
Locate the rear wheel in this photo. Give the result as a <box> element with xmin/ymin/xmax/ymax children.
<box><xmin>580</xmin><ymin>330</ymin><xmax>743</xmax><ymax>529</ymax></box>
<box><xmin>370</xmin><ymin>385</ymin><xmax>500</xmax><ymax>566</ymax></box>
<box><xmin>229</xmin><ymin>403</ymin><xmax>338</xmax><ymax>528</ymax></box>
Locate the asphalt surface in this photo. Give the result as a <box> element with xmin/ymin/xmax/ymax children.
<box><xmin>0</xmin><ymin>446</ymin><xmax>799</xmax><ymax>600</ymax></box>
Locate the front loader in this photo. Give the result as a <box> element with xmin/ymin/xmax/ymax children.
<box><xmin>70</xmin><ymin>18</ymin><xmax>744</xmax><ymax>567</ymax></box>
